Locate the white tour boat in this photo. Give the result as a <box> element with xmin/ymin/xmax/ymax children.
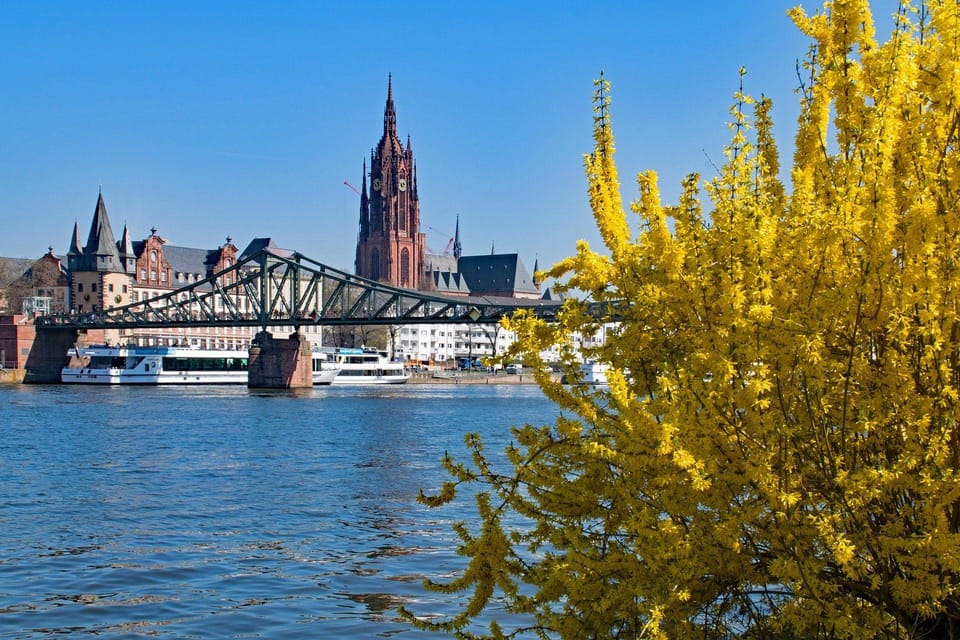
<box><xmin>61</xmin><ymin>344</ymin><xmax>340</xmax><ymax>385</ymax></box>
<box><xmin>580</xmin><ymin>361</ymin><xmax>609</xmax><ymax>386</ymax></box>
<box><xmin>313</xmin><ymin>347</ymin><xmax>410</xmax><ymax>385</ymax></box>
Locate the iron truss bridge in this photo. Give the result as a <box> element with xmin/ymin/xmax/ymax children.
<box><xmin>34</xmin><ymin>248</ymin><xmax>564</xmax><ymax>331</ymax></box>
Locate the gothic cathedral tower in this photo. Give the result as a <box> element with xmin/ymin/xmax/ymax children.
<box><xmin>355</xmin><ymin>75</ymin><xmax>425</xmax><ymax>289</ymax></box>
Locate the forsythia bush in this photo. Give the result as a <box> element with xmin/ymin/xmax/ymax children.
<box><xmin>402</xmin><ymin>1</ymin><xmax>960</xmax><ymax>637</ymax></box>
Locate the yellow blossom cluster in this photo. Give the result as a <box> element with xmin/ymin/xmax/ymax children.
<box><xmin>403</xmin><ymin>1</ymin><xmax>960</xmax><ymax>637</ymax></box>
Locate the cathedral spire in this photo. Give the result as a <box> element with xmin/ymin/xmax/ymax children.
<box><xmin>384</xmin><ymin>73</ymin><xmax>396</xmax><ymax>136</ymax></box>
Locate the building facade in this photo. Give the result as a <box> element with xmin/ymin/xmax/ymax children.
<box><xmin>62</xmin><ymin>192</ymin><xmax>320</xmax><ymax>350</ymax></box>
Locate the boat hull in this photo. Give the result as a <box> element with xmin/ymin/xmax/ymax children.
<box><xmin>314</xmin><ymin>347</ymin><xmax>410</xmax><ymax>385</ymax></box>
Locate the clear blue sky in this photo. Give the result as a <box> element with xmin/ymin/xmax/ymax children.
<box><xmin>0</xmin><ymin>1</ymin><xmax>902</xmax><ymax>277</ymax></box>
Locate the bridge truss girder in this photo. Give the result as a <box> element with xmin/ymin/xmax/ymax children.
<box><xmin>35</xmin><ymin>249</ymin><xmax>562</xmax><ymax>331</ymax></box>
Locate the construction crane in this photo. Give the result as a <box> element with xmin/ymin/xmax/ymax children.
<box><xmin>343</xmin><ymin>180</ymin><xmax>361</xmax><ymax>196</ymax></box>
<box><xmin>427</xmin><ymin>226</ymin><xmax>455</xmax><ymax>255</ymax></box>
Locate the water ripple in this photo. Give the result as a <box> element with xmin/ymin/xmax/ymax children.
<box><xmin>0</xmin><ymin>384</ymin><xmax>556</xmax><ymax>638</ymax></box>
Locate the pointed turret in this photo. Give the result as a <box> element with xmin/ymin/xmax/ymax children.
<box><xmin>81</xmin><ymin>191</ymin><xmax>123</xmax><ymax>272</ymax></box>
<box><xmin>491</xmin><ymin>241</ymin><xmax>496</xmax><ymax>255</ymax></box>
<box><xmin>67</xmin><ymin>221</ymin><xmax>82</xmax><ymax>273</ymax></box>
<box><xmin>118</xmin><ymin>224</ymin><xmax>136</xmax><ymax>273</ymax></box>
<box><xmin>359</xmin><ymin>159</ymin><xmax>369</xmax><ymax>239</ymax></box>
<box><xmin>453</xmin><ymin>215</ymin><xmax>462</xmax><ymax>260</ymax></box>
<box><xmin>532</xmin><ymin>256</ymin><xmax>541</xmax><ymax>289</ymax></box>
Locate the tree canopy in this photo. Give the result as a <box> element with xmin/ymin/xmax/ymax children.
<box><xmin>402</xmin><ymin>1</ymin><xmax>960</xmax><ymax>637</ymax></box>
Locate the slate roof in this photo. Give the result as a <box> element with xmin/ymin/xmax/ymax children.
<box><xmin>423</xmin><ymin>251</ymin><xmax>542</xmax><ymax>297</ymax></box>
<box><xmin>80</xmin><ymin>193</ymin><xmax>123</xmax><ymax>272</ymax></box>
<box><xmin>426</xmin><ymin>269</ymin><xmax>471</xmax><ymax>295</ymax></box>
<box><xmin>163</xmin><ymin>245</ymin><xmax>222</xmax><ymax>276</ymax></box>
<box><xmin>457</xmin><ymin>253</ymin><xmax>539</xmax><ymax>297</ymax></box>
<box><xmin>425</xmin><ymin>254</ymin><xmax>458</xmax><ymax>273</ymax></box>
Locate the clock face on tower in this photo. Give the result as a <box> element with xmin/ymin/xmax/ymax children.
<box><xmin>398</xmin><ymin>178</ymin><xmax>407</xmax><ymax>191</ymax></box>
<box><xmin>372</xmin><ymin>178</ymin><xmax>381</xmax><ymax>191</ymax></box>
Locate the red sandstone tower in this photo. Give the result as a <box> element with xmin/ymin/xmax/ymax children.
<box><xmin>355</xmin><ymin>75</ymin><xmax>426</xmax><ymax>289</ymax></box>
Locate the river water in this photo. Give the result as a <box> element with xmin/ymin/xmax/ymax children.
<box><xmin>0</xmin><ymin>383</ymin><xmax>559</xmax><ymax>638</ymax></box>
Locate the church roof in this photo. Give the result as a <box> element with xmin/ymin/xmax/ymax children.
<box><xmin>426</xmin><ymin>269</ymin><xmax>471</xmax><ymax>295</ymax></box>
<box><xmin>457</xmin><ymin>253</ymin><xmax>540</xmax><ymax>297</ymax></box>
<box><xmin>425</xmin><ymin>254</ymin><xmax>458</xmax><ymax>273</ymax></box>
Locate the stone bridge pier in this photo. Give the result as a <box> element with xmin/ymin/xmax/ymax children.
<box><xmin>247</xmin><ymin>330</ymin><xmax>313</xmax><ymax>389</ymax></box>
<box><xmin>24</xmin><ymin>328</ymin><xmax>103</xmax><ymax>383</ymax></box>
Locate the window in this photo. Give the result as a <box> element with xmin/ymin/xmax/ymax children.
<box><xmin>77</xmin><ymin>283</ymin><xmax>83</xmax><ymax>292</ymax></box>
<box><xmin>140</xmin><ymin>269</ymin><xmax>147</xmax><ymax>280</ymax></box>
<box><xmin>150</xmin><ymin>250</ymin><xmax>157</xmax><ymax>262</ymax></box>
<box><xmin>150</xmin><ymin>270</ymin><xmax>157</xmax><ymax>281</ymax></box>
<box><xmin>160</xmin><ymin>271</ymin><xmax>167</xmax><ymax>282</ymax></box>
<box><xmin>108</xmin><ymin>283</ymin><xmax>114</xmax><ymax>293</ymax></box>
<box><xmin>122</xmin><ymin>285</ymin><xmax>127</xmax><ymax>293</ymax></box>
<box><xmin>91</xmin><ymin>283</ymin><xmax>97</xmax><ymax>292</ymax></box>
<box><xmin>400</xmin><ymin>248</ymin><xmax>410</xmax><ymax>286</ymax></box>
